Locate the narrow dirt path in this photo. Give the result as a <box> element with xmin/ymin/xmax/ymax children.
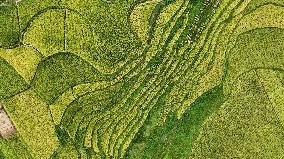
<box><xmin>0</xmin><ymin>104</ymin><xmax>17</xmax><ymax>138</ymax></box>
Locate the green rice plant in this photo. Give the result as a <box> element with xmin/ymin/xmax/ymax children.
<box><xmin>0</xmin><ymin>0</ymin><xmax>284</xmax><ymax>158</ymax></box>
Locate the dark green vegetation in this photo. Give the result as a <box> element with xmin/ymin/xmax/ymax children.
<box><xmin>0</xmin><ymin>134</ymin><xmax>33</xmax><ymax>159</ymax></box>
<box><xmin>0</xmin><ymin>58</ymin><xmax>28</xmax><ymax>100</ymax></box>
<box><xmin>125</xmin><ymin>85</ymin><xmax>225</xmax><ymax>158</ymax></box>
<box><xmin>0</xmin><ymin>0</ymin><xmax>284</xmax><ymax>158</ymax></box>
<box><xmin>31</xmin><ymin>52</ymin><xmax>109</xmax><ymax>104</ymax></box>
<box><xmin>0</xmin><ymin>5</ymin><xmax>19</xmax><ymax>48</ymax></box>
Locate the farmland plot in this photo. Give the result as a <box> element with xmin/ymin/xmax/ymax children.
<box><xmin>0</xmin><ymin>0</ymin><xmax>284</xmax><ymax>158</ymax></box>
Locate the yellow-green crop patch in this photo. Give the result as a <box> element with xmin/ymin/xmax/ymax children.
<box><xmin>0</xmin><ymin>57</ymin><xmax>28</xmax><ymax>100</ymax></box>
<box><xmin>190</xmin><ymin>70</ymin><xmax>284</xmax><ymax>158</ymax></box>
<box><xmin>0</xmin><ymin>46</ymin><xmax>42</xmax><ymax>83</ymax></box>
<box><xmin>0</xmin><ymin>134</ymin><xmax>33</xmax><ymax>159</ymax></box>
<box><xmin>3</xmin><ymin>89</ymin><xmax>58</xmax><ymax>158</ymax></box>
<box><xmin>23</xmin><ymin>9</ymin><xmax>65</xmax><ymax>57</ymax></box>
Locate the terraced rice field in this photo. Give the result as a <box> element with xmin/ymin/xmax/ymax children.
<box><xmin>0</xmin><ymin>0</ymin><xmax>284</xmax><ymax>158</ymax></box>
